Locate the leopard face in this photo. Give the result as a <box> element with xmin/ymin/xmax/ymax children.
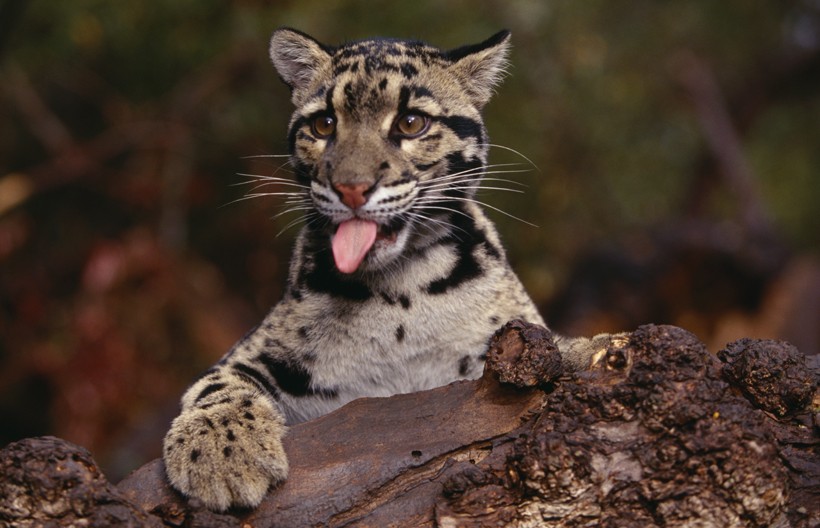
<box><xmin>270</xmin><ymin>29</ymin><xmax>511</xmax><ymax>274</ymax></box>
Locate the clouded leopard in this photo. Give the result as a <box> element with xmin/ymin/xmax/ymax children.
<box><xmin>163</xmin><ymin>28</ymin><xmax>613</xmax><ymax>511</ymax></box>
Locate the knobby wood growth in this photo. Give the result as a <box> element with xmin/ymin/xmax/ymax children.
<box><xmin>1</xmin><ymin>323</ymin><xmax>817</xmax><ymax>527</ymax></box>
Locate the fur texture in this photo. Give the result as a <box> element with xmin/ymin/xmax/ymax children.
<box><xmin>163</xmin><ymin>28</ymin><xmax>610</xmax><ymax>511</ymax></box>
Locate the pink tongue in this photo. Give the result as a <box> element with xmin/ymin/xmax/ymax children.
<box><xmin>332</xmin><ymin>219</ymin><xmax>378</xmax><ymax>274</ymax></box>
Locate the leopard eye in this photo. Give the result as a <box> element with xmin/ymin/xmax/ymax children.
<box><xmin>311</xmin><ymin>115</ymin><xmax>336</xmax><ymax>138</ymax></box>
<box><xmin>393</xmin><ymin>113</ymin><xmax>430</xmax><ymax>138</ymax></box>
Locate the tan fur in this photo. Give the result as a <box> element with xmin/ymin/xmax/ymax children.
<box><xmin>163</xmin><ymin>28</ymin><xmax>614</xmax><ymax>511</ymax></box>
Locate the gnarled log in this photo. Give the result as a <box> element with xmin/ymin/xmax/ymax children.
<box><xmin>1</xmin><ymin>323</ymin><xmax>817</xmax><ymax>527</ymax></box>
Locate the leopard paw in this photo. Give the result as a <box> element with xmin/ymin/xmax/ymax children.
<box><xmin>162</xmin><ymin>393</ymin><xmax>288</xmax><ymax>511</ymax></box>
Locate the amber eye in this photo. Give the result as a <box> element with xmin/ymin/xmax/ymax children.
<box><xmin>311</xmin><ymin>115</ymin><xmax>336</xmax><ymax>138</ymax></box>
<box><xmin>393</xmin><ymin>113</ymin><xmax>430</xmax><ymax>138</ymax></box>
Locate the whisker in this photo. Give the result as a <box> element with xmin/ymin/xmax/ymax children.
<box><xmin>420</xmin><ymin>182</ymin><xmax>526</xmax><ymax>194</ymax></box>
<box><xmin>275</xmin><ymin>213</ymin><xmax>317</xmax><ymax>238</ymax></box>
<box><xmin>221</xmin><ymin>191</ymin><xmax>307</xmax><ymax>208</ymax></box>
<box><xmin>423</xmin><ymin>163</ymin><xmax>526</xmax><ymax>182</ymax></box>
<box><xmin>404</xmin><ymin>212</ymin><xmax>469</xmax><ymax>239</ymax></box>
<box><xmin>421</xmin><ymin>196</ymin><xmax>539</xmax><ymax>227</ymax></box>
<box><xmin>421</xmin><ymin>172</ymin><xmax>531</xmax><ymax>188</ymax></box>
<box><xmin>241</xmin><ymin>154</ymin><xmax>292</xmax><ymax>159</ymax></box>
<box><xmin>233</xmin><ymin>174</ymin><xmax>306</xmax><ymax>188</ymax></box>
<box><xmin>481</xmin><ymin>143</ymin><xmax>539</xmax><ymax>170</ymax></box>
<box><xmin>412</xmin><ymin>204</ymin><xmax>477</xmax><ymax>223</ymax></box>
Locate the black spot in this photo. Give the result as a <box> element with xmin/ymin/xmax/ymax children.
<box><xmin>241</xmin><ymin>398</ymin><xmax>252</xmax><ymax>407</ymax></box>
<box><xmin>220</xmin><ymin>417</ymin><xmax>229</xmax><ymax>427</ymax></box>
<box><xmin>223</xmin><ymin>446</ymin><xmax>233</xmax><ymax>458</ymax></box>
<box><xmin>290</xmin><ymin>288</ymin><xmax>303</xmax><ymax>302</ymax></box>
<box><xmin>227</xmin><ymin>430</ymin><xmax>236</xmax><ymax>441</ymax></box>
<box><xmin>378</xmin><ymin>78</ymin><xmax>388</xmax><ymax>90</ymax></box>
<box><xmin>243</xmin><ymin>411</ymin><xmax>256</xmax><ymax>421</ymax></box>
<box><xmin>396</xmin><ymin>325</ymin><xmax>405</xmax><ymax>342</ymax></box>
<box><xmin>400</xmin><ymin>62</ymin><xmax>418</xmax><ymax>79</ymax></box>
<box><xmin>204</xmin><ymin>418</ymin><xmax>215</xmax><ymax>429</ymax></box>
<box><xmin>399</xmin><ymin>295</ymin><xmax>411</xmax><ymax>309</ymax></box>
<box><xmin>256</xmin><ymin>353</ymin><xmax>337</xmax><ymax>398</ymax></box>
<box><xmin>176</xmin><ymin>438</ymin><xmax>185</xmax><ymax>445</ymax></box>
<box><xmin>458</xmin><ymin>356</ymin><xmax>472</xmax><ymax>377</ymax></box>
<box><xmin>411</xmin><ymin>450</ymin><xmax>422</xmax><ymax>458</ymax></box>
<box><xmin>379</xmin><ymin>161</ymin><xmax>391</xmax><ymax>170</ymax></box>
<box><xmin>190</xmin><ymin>449</ymin><xmax>200</xmax><ymax>462</ymax></box>
<box><xmin>343</xmin><ymin>81</ymin><xmax>362</xmax><ymax>116</ymax></box>
<box><xmin>482</xmin><ymin>239</ymin><xmax>502</xmax><ymax>260</ymax></box>
<box><xmin>232</xmin><ymin>363</ymin><xmax>280</xmax><ymax>400</ymax></box>
<box><xmin>381</xmin><ymin>292</ymin><xmax>396</xmax><ymax>305</ymax></box>
<box><xmin>256</xmin><ymin>354</ymin><xmax>311</xmax><ymax>397</ymax></box>
<box><xmin>195</xmin><ymin>382</ymin><xmax>226</xmax><ymax>404</ymax></box>
<box><xmin>411</xmin><ymin>86</ymin><xmax>434</xmax><ymax>99</ymax></box>
<box><xmin>489</xmin><ymin>315</ymin><xmax>501</xmax><ymax>326</ymax></box>
<box><xmin>298</xmin><ymin>326</ymin><xmax>309</xmax><ymax>339</ymax></box>
<box><xmin>333</xmin><ymin>62</ymin><xmax>351</xmax><ymax>76</ymax></box>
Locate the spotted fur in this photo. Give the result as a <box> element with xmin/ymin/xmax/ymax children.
<box><xmin>163</xmin><ymin>28</ymin><xmax>612</xmax><ymax>511</ymax></box>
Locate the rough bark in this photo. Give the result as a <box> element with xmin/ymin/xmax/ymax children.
<box><xmin>1</xmin><ymin>323</ymin><xmax>817</xmax><ymax>527</ymax></box>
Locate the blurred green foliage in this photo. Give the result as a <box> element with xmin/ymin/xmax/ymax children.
<box><xmin>1</xmin><ymin>0</ymin><xmax>818</xmax><ymax>477</ymax></box>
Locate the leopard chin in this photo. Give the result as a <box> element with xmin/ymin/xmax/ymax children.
<box><xmin>353</xmin><ymin>221</ymin><xmax>413</xmax><ymax>273</ymax></box>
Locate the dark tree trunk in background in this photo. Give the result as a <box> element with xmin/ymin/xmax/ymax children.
<box><xmin>1</xmin><ymin>323</ymin><xmax>817</xmax><ymax>527</ymax></box>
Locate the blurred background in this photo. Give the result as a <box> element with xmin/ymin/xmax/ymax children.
<box><xmin>1</xmin><ymin>0</ymin><xmax>818</xmax><ymax>480</ymax></box>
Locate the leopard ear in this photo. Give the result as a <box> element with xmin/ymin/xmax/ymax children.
<box><xmin>269</xmin><ymin>28</ymin><xmax>333</xmax><ymax>95</ymax></box>
<box><xmin>446</xmin><ymin>30</ymin><xmax>512</xmax><ymax>108</ymax></box>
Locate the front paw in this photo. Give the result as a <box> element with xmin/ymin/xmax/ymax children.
<box><xmin>162</xmin><ymin>394</ymin><xmax>288</xmax><ymax>511</ymax></box>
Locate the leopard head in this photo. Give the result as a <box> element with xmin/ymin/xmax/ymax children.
<box><xmin>269</xmin><ymin>28</ymin><xmax>510</xmax><ymax>274</ymax></box>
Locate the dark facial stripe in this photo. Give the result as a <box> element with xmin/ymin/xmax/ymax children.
<box><xmin>397</xmin><ymin>86</ymin><xmax>411</xmax><ymax>115</ymax></box>
<box><xmin>292</xmin><ymin>160</ymin><xmax>313</xmax><ymax>187</ymax></box>
<box><xmin>439</xmin><ymin>115</ymin><xmax>484</xmax><ymax>141</ymax></box>
<box><xmin>425</xmin><ymin>204</ymin><xmax>500</xmax><ymax>294</ymax></box>
<box><xmin>287</xmin><ymin>116</ymin><xmax>309</xmax><ymax>155</ymax></box>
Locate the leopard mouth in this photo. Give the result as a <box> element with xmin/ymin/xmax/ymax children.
<box><xmin>331</xmin><ymin>218</ymin><xmax>405</xmax><ymax>273</ymax></box>
<box><xmin>375</xmin><ymin>223</ymin><xmax>400</xmax><ymax>244</ymax></box>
